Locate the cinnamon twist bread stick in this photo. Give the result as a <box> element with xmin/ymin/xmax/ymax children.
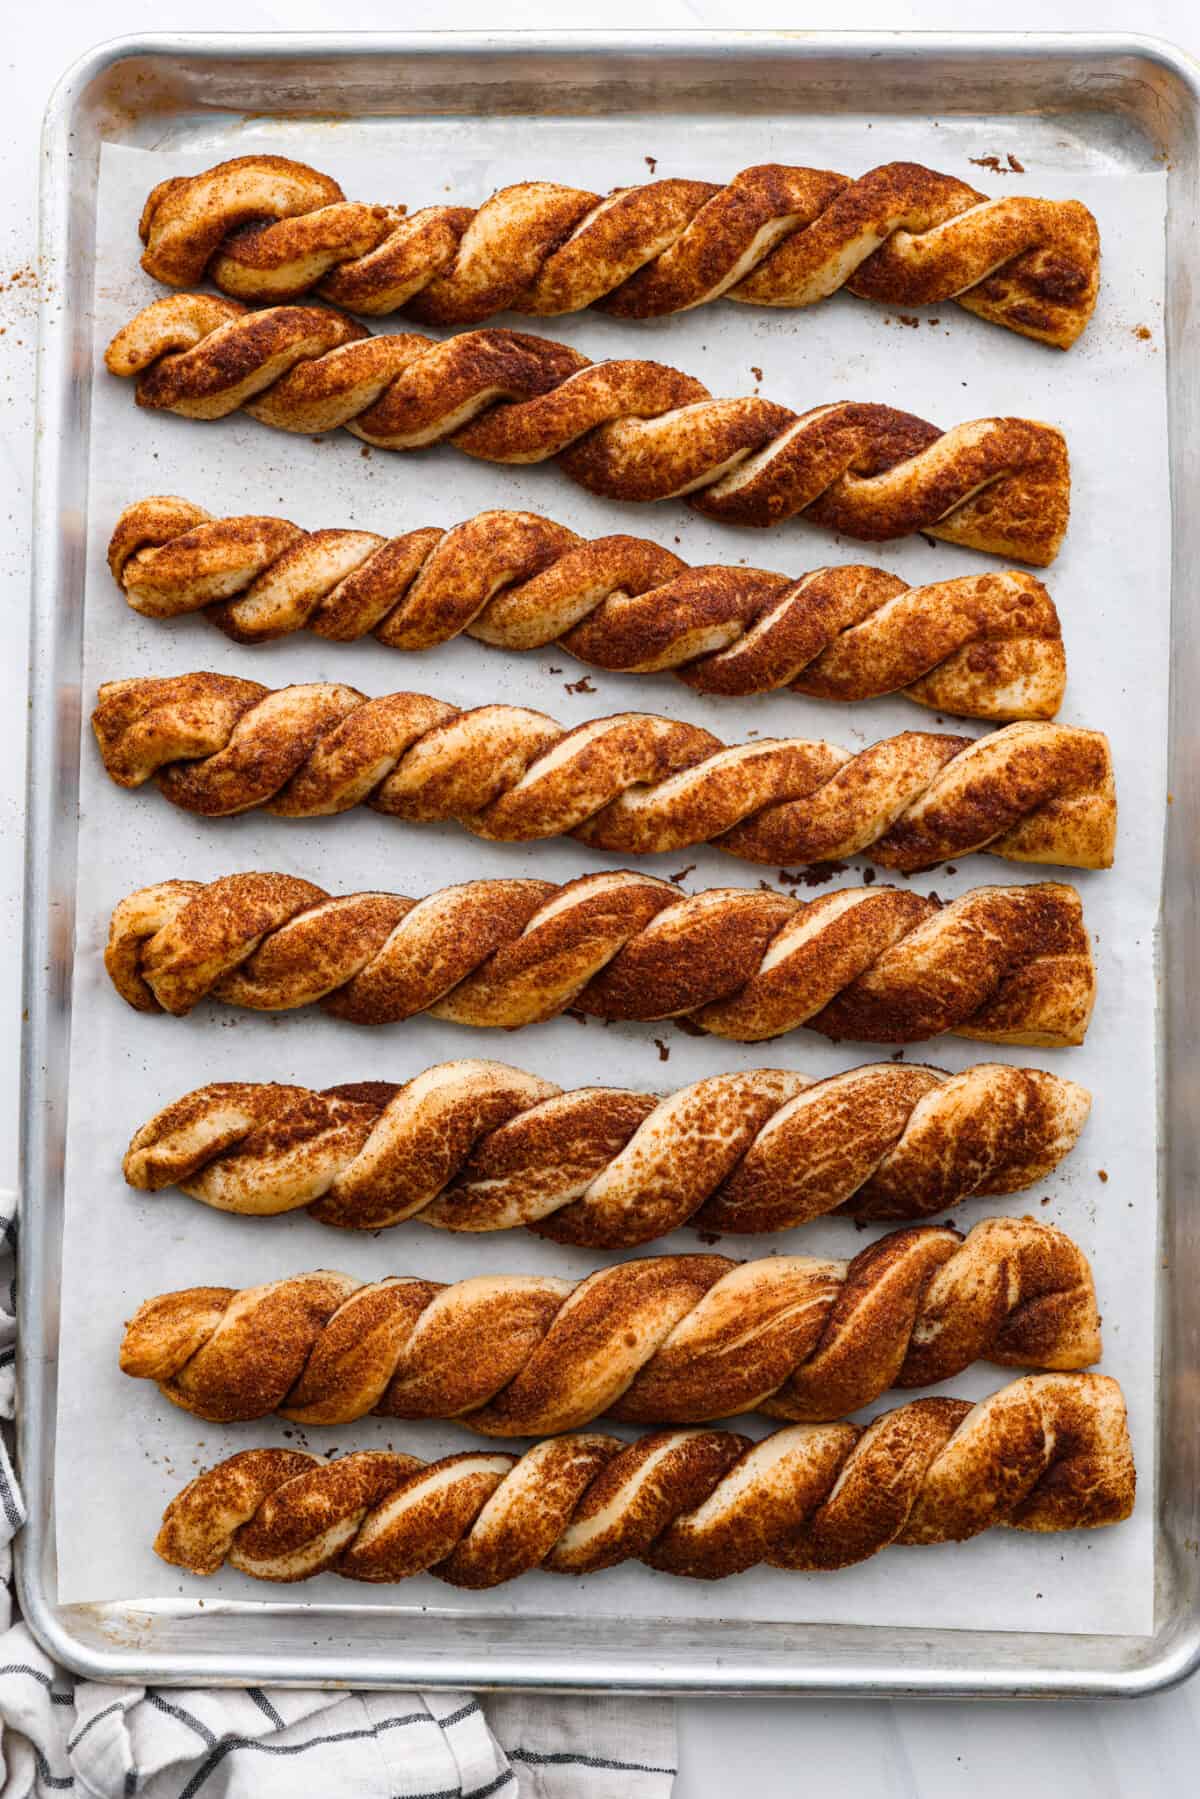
<box><xmin>92</xmin><ymin>675</ymin><xmax>1115</xmax><ymax>874</ymax></box>
<box><xmin>153</xmin><ymin>1373</ymin><xmax>1136</xmax><ymax>1584</ymax></box>
<box><xmin>122</xmin><ymin>1059</ymin><xmax>1091</xmax><ymax>1241</ymax></box>
<box><xmin>120</xmin><ymin>1219</ymin><xmax>1101</xmax><ymax>1432</ymax></box>
<box><xmin>104</xmin><ymin>297</ymin><xmax>1072</xmax><ymax>565</ymax></box>
<box><xmin>104</xmin><ymin>869</ymin><xmax>1096</xmax><ymax>1047</ymax></box>
<box><xmin>137</xmin><ymin>155</ymin><xmax>1101</xmax><ymax>349</ymax></box>
<box><xmin>109</xmin><ymin>496</ymin><xmax>1067</xmax><ymax>722</ymax></box>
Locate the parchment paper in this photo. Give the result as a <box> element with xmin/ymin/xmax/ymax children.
<box><xmin>55</xmin><ymin>124</ymin><xmax>1167</xmax><ymax>1635</ymax></box>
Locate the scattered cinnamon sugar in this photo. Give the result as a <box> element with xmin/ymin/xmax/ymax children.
<box><xmin>1134</xmin><ymin>325</ymin><xmax>1152</xmax><ymax>341</ymax></box>
<box><xmin>968</xmin><ymin>152</ymin><xmax>1025</xmax><ymax>174</ymax></box>
<box><xmin>0</xmin><ymin>262</ymin><xmax>42</xmax><ymax>347</ymax></box>
<box><xmin>778</xmin><ymin>861</ymin><xmax>850</xmax><ymax>888</ymax></box>
<box><xmin>563</xmin><ymin>674</ymin><xmax>596</xmax><ymax>695</ymax></box>
<box><xmin>881</xmin><ymin>314</ymin><xmax>920</xmax><ymax>329</ymax></box>
<box><xmin>1098</xmin><ymin>1169</ymin><xmax>1109</xmax><ymax>1183</ymax></box>
<box><xmin>750</xmin><ymin>365</ymin><xmax>763</xmax><ymax>383</ymax></box>
<box><xmin>645</xmin><ymin>155</ymin><xmax>658</xmax><ymax>173</ymax></box>
<box><xmin>668</xmin><ymin>864</ymin><xmax>696</xmax><ymax>885</ymax></box>
<box><xmin>654</xmin><ymin>1038</ymin><xmax>670</xmax><ymax>1062</ymax></box>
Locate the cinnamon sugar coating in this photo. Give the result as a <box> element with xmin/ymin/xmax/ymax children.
<box><xmin>104</xmin><ymin>298</ymin><xmax>1072</xmax><ymax>564</ymax></box>
<box><xmin>137</xmin><ymin>155</ymin><xmax>1100</xmax><ymax>349</ymax></box>
<box><xmin>92</xmin><ymin>674</ymin><xmax>1115</xmax><ymax>873</ymax></box>
<box><xmin>103</xmin><ymin>870</ymin><xmax>1098</xmax><ymax>1048</ymax></box>
<box><xmin>121</xmin><ymin>1218</ymin><xmax>1102</xmax><ymax>1432</ymax></box>
<box><xmin>123</xmin><ymin>1058</ymin><xmax>1091</xmax><ymax>1241</ymax></box>
<box><xmin>153</xmin><ymin>1373</ymin><xmax>1135</xmax><ymax>1585</ymax></box>
<box><xmin>108</xmin><ymin>496</ymin><xmax>1067</xmax><ymax>722</ymax></box>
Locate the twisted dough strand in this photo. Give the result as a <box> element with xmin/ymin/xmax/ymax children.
<box><xmin>122</xmin><ymin>1058</ymin><xmax>1092</xmax><ymax>1242</ymax></box>
<box><xmin>104</xmin><ymin>869</ymin><xmax>1096</xmax><ymax>1048</ymax></box>
<box><xmin>92</xmin><ymin>673</ymin><xmax>1115</xmax><ymax>873</ymax></box>
<box><xmin>153</xmin><ymin>1372</ymin><xmax>1135</xmax><ymax>1584</ymax></box>
<box><xmin>109</xmin><ymin>496</ymin><xmax>1067</xmax><ymax>722</ymax></box>
<box><xmin>137</xmin><ymin>155</ymin><xmax>1101</xmax><ymax>349</ymax></box>
<box><xmin>104</xmin><ymin>296</ymin><xmax>1072</xmax><ymax>565</ymax></box>
<box><xmin>120</xmin><ymin>1219</ymin><xmax>1101</xmax><ymax>1433</ymax></box>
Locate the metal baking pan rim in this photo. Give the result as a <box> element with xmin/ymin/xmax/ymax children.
<box><xmin>19</xmin><ymin>28</ymin><xmax>1200</xmax><ymax>1695</ymax></box>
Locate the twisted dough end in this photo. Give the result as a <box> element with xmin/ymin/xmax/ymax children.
<box><xmin>135</xmin><ymin>154</ymin><xmax>1100</xmax><ymax>350</ymax></box>
<box><xmin>102</xmin><ymin>869</ymin><xmax>1097</xmax><ymax>1048</ymax></box>
<box><xmin>103</xmin><ymin>296</ymin><xmax>1071</xmax><ymax>565</ymax></box>
<box><xmin>90</xmin><ymin>671</ymin><xmax>1116</xmax><ymax>873</ymax></box>
<box><xmin>119</xmin><ymin>1218</ymin><xmax>1102</xmax><ymax>1433</ymax></box>
<box><xmin>152</xmin><ymin>1373</ymin><xmax>1134</xmax><ymax>1585</ymax></box>
<box><xmin>106</xmin><ymin>495</ymin><xmax>1068</xmax><ymax>723</ymax></box>
<box><xmin>121</xmin><ymin>1058</ymin><xmax>1091</xmax><ymax>1242</ymax></box>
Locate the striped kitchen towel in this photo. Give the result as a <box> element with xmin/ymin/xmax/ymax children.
<box><xmin>0</xmin><ymin>1190</ymin><xmax>677</xmax><ymax>1798</ymax></box>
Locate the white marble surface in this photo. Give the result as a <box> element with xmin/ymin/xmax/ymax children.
<box><xmin>3</xmin><ymin>2</ymin><xmax>1198</xmax><ymax>1791</ymax></box>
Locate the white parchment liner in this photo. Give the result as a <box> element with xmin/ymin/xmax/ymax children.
<box><xmin>55</xmin><ymin>127</ymin><xmax>1166</xmax><ymax>1635</ymax></box>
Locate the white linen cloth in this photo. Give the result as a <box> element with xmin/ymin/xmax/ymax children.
<box><xmin>0</xmin><ymin>1191</ymin><xmax>676</xmax><ymax>1798</ymax></box>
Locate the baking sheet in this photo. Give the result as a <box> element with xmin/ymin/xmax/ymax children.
<box><xmin>54</xmin><ymin>127</ymin><xmax>1167</xmax><ymax>1635</ymax></box>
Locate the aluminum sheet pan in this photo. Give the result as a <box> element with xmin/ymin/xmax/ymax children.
<box><xmin>21</xmin><ymin>31</ymin><xmax>1200</xmax><ymax>1696</ymax></box>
